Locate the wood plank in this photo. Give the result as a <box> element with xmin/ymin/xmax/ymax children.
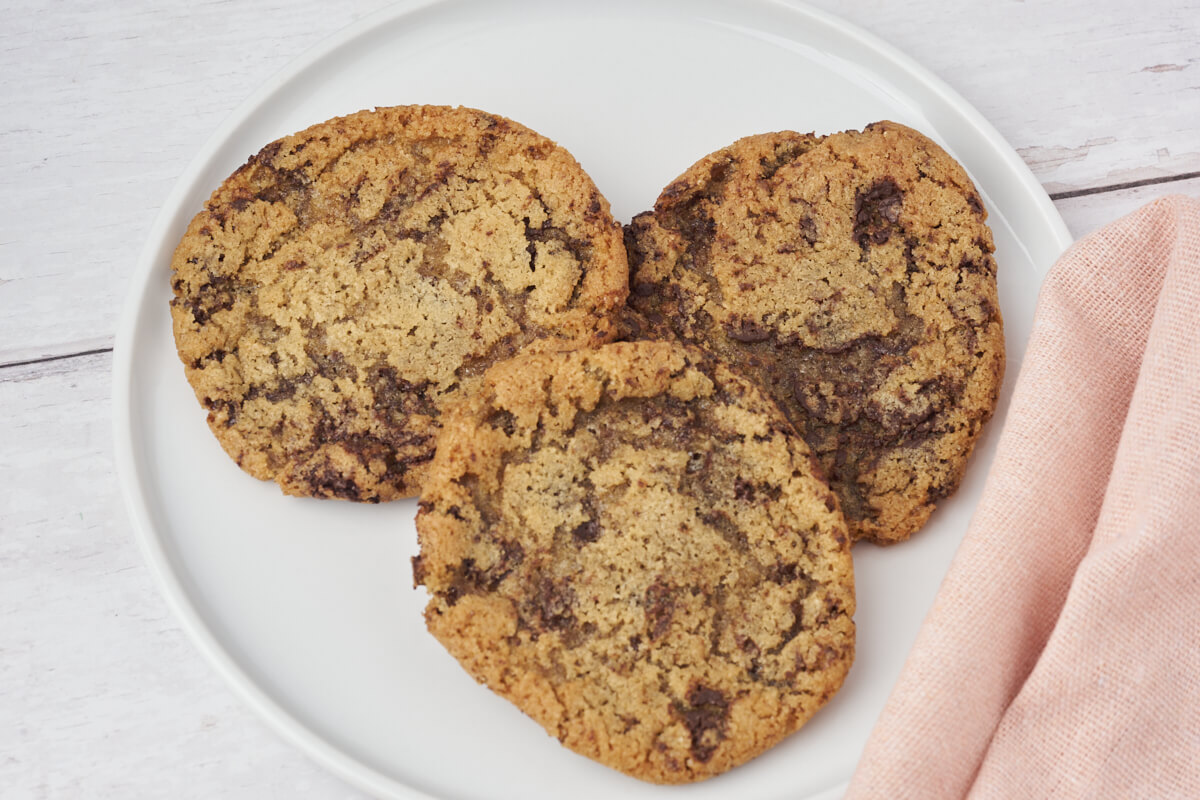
<box><xmin>3</xmin><ymin>0</ymin><xmax>1197</xmax><ymax>365</ymax></box>
<box><xmin>0</xmin><ymin>352</ymin><xmax>365</xmax><ymax>797</ymax></box>
<box><xmin>1054</xmin><ymin>177</ymin><xmax>1200</xmax><ymax>240</ymax></box>
<box><xmin>0</xmin><ymin>0</ymin><xmax>393</xmax><ymax>367</ymax></box>
<box><xmin>811</xmin><ymin>0</ymin><xmax>1200</xmax><ymax>194</ymax></box>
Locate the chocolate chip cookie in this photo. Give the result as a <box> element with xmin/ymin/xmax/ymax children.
<box><xmin>170</xmin><ymin>105</ymin><xmax>628</xmax><ymax>501</ymax></box>
<box><xmin>626</xmin><ymin>121</ymin><xmax>1004</xmax><ymax>543</ymax></box>
<box><xmin>413</xmin><ymin>341</ymin><xmax>855</xmax><ymax>783</ymax></box>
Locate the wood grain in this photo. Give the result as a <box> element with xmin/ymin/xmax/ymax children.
<box><xmin>0</xmin><ymin>353</ymin><xmax>368</xmax><ymax>798</ymax></box>
<box><xmin>3</xmin><ymin>1</ymin><xmax>1198</xmax><ymax>797</ymax></box>
<box><xmin>0</xmin><ymin>0</ymin><xmax>393</xmax><ymax>366</ymax></box>
<box><xmin>2</xmin><ymin>0</ymin><xmax>1198</xmax><ymax>365</ymax></box>
<box><xmin>1056</xmin><ymin>176</ymin><xmax>1200</xmax><ymax>239</ymax></box>
<box><xmin>815</xmin><ymin>0</ymin><xmax>1200</xmax><ymax>193</ymax></box>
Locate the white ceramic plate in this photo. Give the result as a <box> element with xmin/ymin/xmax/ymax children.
<box><xmin>113</xmin><ymin>1</ymin><xmax>1072</xmax><ymax>798</ymax></box>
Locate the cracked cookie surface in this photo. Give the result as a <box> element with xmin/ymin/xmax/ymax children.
<box><xmin>626</xmin><ymin>121</ymin><xmax>1004</xmax><ymax>543</ymax></box>
<box><xmin>169</xmin><ymin>105</ymin><xmax>628</xmax><ymax>500</ymax></box>
<box><xmin>413</xmin><ymin>341</ymin><xmax>854</xmax><ymax>783</ymax></box>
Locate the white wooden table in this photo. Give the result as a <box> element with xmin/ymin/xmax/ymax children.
<box><xmin>3</xmin><ymin>1</ymin><xmax>1197</xmax><ymax>796</ymax></box>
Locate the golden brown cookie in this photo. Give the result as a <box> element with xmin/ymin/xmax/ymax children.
<box><xmin>626</xmin><ymin>121</ymin><xmax>1004</xmax><ymax>543</ymax></box>
<box><xmin>413</xmin><ymin>341</ymin><xmax>855</xmax><ymax>783</ymax></box>
<box><xmin>169</xmin><ymin>105</ymin><xmax>628</xmax><ymax>501</ymax></box>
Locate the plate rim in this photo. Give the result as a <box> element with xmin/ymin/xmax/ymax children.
<box><xmin>111</xmin><ymin>1</ymin><xmax>1073</xmax><ymax>798</ymax></box>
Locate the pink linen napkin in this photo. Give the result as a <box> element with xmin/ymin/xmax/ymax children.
<box><xmin>845</xmin><ymin>195</ymin><xmax>1200</xmax><ymax>799</ymax></box>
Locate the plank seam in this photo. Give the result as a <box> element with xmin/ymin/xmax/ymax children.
<box><xmin>1050</xmin><ymin>171</ymin><xmax>1200</xmax><ymax>201</ymax></box>
<box><xmin>0</xmin><ymin>347</ymin><xmax>114</xmax><ymax>371</ymax></box>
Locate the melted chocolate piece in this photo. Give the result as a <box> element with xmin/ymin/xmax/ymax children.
<box><xmin>675</xmin><ymin>685</ymin><xmax>729</xmax><ymax>762</ymax></box>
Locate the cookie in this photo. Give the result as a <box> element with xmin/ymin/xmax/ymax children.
<box><xmin>413</xmin><ymin>341</ymin><xmax>855</xmax><ymax>783</ymax></box>
<box><xmin>626</xmin><ymin>121</ymin><xmax>1004</xmax><ymax>543</ymax></box>
<box><xmin>169</xmin><ymin>105</ymin><xmax>628</xmax><ymax>501</ymax></box>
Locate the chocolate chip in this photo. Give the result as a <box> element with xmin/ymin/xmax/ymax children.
<box><xmin>190</xmin><ymin>348</ymin><xmax>229</xmax><ymax>371</ymax></box>
<box><xmin>733</xmin><ymin>478</ymin><xmax>756</xmax><ymax>501</ymax></box>
<box><xmin>486</xmin><ymin>408</ymin><xmax>517</xmax><ymax>436</ymax></box>
<box><xmin>525</xmin><ymin>231</ymin><xmax>539</xmax><ymax>272</ymax></box>
<box><xmin>368</xmin><ymin>366</ymin><xmax>437</xmax><ymax>419</ymax></box>
<box><xmin>230</xmin><ymin>188</ymin><xmax>254</xmax><ymax>212</ymax></box>
<box><xmin>585</xmin><ymin>195</ymin><xmax>602</xmax><ymax>221</ymax></box>
<box><xmin>701</xmin><ymin>510</ymin><xmax>749</xmax><ymax>553</ymax></box>
<box><xmin>571</xmin><ymin>520</ymin><xmax>600</xmax><ymax>543</ymax></box>
<box><xmin>536</xmin><ymin>579</ymin><xmax>576</xmax><ymax>631</ymax></box>
<box><xmin>853</xmin><ymin>179</ymin><xmax>903</xmax><ymax>248</ymax></box>
<box><xmin>381</xmin><ymin>447</ymin><xmax>435</xmax><ymax>480</ymax></box>
<box><xmin>263</xmin><ymin>379</ymin><xmax>300</xmax><ymax>403</ymax></box>
<box><xmin>903</xmin><ymin>237</ymin><xmax>919</xmax><ymax>274</ymax></box>
<box><xmin>659</xmin><ymin>178</ymin><xmax>693</xmax><ymax>203</ymax></box>
<box><xmin>725</xmin><ymin>319</ymin><xmax>772</xmax><ymax>343</ymax></box>
<box><xmin>616</xmin><ymin>309</ymin><xmax>644</xmax><ymax>341</ymax></box>
<box><xmin>675</xmin><ymin>684</ymin><xmax>729</xmax><ymax>762</ymax></box>
<box><xmin>254</xmin><ymin>166</ymin><xmax>308</xmax><ymax>206</ymax></box>
<box><xmin>766</xmin><ymin>593</ymin><xmax>816</xmax><ymax>656</ymax></box>
<box><xmin>926</xmin><ymin>481</ymin><xmax>954</xmax><ymax>503</ymax></box>
<box><xmin>708</xmin><ymin>160</ymin><xmax>731</xmax><ymax>185</ymax></box>
<box><xmin>447</xmin><ymin>539</ymin><xmax>524</xmax><ymax>602</ymax></box>
<box><xmin>187</xmin><ymin>275</ymin><xmax>238</xmax><ymax>324</ymax></box>
<box><xmin>205</xmin><ymin>398</ymin><xmax>238</xmax><ymax>428</ymax></box>
<box><xmin>799</xmin><ymin>215</ymin><xmax>819</xmax><ymax>245</ymax></box>
<box><xmin>252</xmin><ymin>140</ymin><xmax>283</xmax><ymax>168</ymax></box>
<box><xmin>308</xmin><ymin>349</ymin><xmax>357</xmax><ymax>383</ymax></box>
<box><xmin>680</xmin><ymin>211</ymin><xmax>716</xmax><ymax>249</ymax></box>
<box><xmin>310</xmin><ymin>468</ymin><xmax>363</xmax><ymax>501</ymax></box>
<box><xmin>522</xmin><ymin>213</ymin><xmax>593</xmax><ymax>269</ymax></box>
<box><xmin>425</xmin><ymin>160</ymin><xmax>454</xmax><ymax>193</ymax></box>
<box><xmin>493</xmin><ymin>540</ymin><xmax>524</xmax><ymax>587</ymax></box>
<box><xmin>959</xmin><ymin>253</ymin><xmax>992</xmax><ymax>275</ymax></box>
<box><xmin>766</xmin><ymin>561</ymin><xmax>800</xmax><ymax>584</ymax></box>
<box><xmin>644</xmin><ymin>581</ymin><xmax>675</xmax><ymax>641</ymax></box>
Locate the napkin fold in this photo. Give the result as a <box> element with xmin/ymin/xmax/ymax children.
<box><xmin>845</xmin><ymin>195</ymin><xmax>1200</xmax><ymax>799</ymax></box>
